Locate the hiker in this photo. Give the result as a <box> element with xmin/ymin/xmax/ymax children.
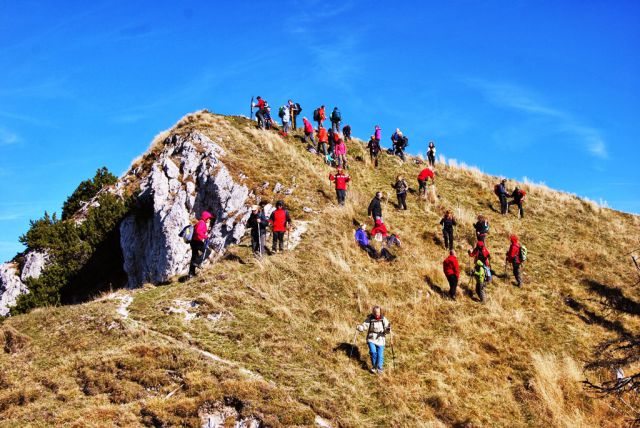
<box><xmin>355</xmin><ymin>223</ymin><xmax>379</xmax><ymax>259</ymax></box>
<box><xmin>427</xmin><ymin>141</ymin><xmax>436</xmax><ymax>167</ymax></box>
<box><xmin>269</xmin><ymin>200</ymin><xmax>291</xmax><ymax>253</ymax></box>
<box><xmin>334</xmin><ymin>137</ymin><xmax>347</xmax><ymax>168</ymax></box>
<box><xmin>505</xmin><ymin>234</ymin><xmax>524</xmax><ymax>287</ymax></box>
<box><xmin>371</xmin><ymin>218</ymin><xmax>388</xmax><ymax>238</ymax></box>
<box><xmin>263</xmin><ymin>106</ymin><xmax>274</xmax><ymax>130</ymax></box>
<box><xmin>279</xmin><ymin>104</ymin><xmax>290</xmax><ymax>136</ymax></box>
<box><xmin>393</xmin><ymin>175</ymin><xmax>408</xmax><ymax>210</ymax></box>
<box><xmin>330</xmin><ymin>107</ymin><xmax>342</xmax><ymax>133</ymax></box>
<box><xmin>317</xmin><ymin>127</ymin><xmax>329</xmax><ymax>157</ymax></box>
<box><xmin>473</xmin><ymin>215</ymin><xmax>490</xmax><ymax>242</ymax></box>
<box><xmin>343</xmin><ymin>124</ymin><xmax>352</xmax><ymax>141</ymax></box>
<box><xmin>247</xmin><ymin>205</ymin><xmax>268</xmax><ymax>257</ymax></box>
<box><xmin>391</xmin><ymin>131</ymin><xmax>408</xmax><ymax>161</ymax></box>
<box><xmin>356</xmin><ymin>306</ymin><xmax>391</xmax><ymax>374</ymax></box>
<box><xmin>253</xmin><ymin>96</ymin><xmax>267</xmax><ymax>129</ymax></box>
<box><xmin>508</xmin><ymin>186</ymin><xmax>526</xmax><ymax>218</ymax></box>
<box><xmin>443</xmin><ymin>250</ymin><xmax>460</xmax><ymax>300</ymax></box>
<box><xmin>329</xmin><ymin>168</ymin><xmax>350</xmax><ymax>205</ymax></box>
<box><xmin>417</xmin><ymin>166</ymin><xmax>435</xmax><ymax>197</ymax></box>
<box><xmin>439</xmin><ymin>210</ymin><xmax>457</xmax><ymax>251</ymax></box>
<box><xmin>495</xmin><ymin>179</ymin><xmax>509</xmax><ymax>215</ymax></box>
<box><xmin>314</xmin><ymin>105</ymin><xmax>326</xmax><ymax>129</ymax></box>
<box><xmin>367</xmin><ymin>192</ymin><xmax>383</xmax><ymax>224</ymax></box>
<box><xmin>367</xmin><ymin>135</ymin><xmax>381</xmax><ymax>167</ymax></box>
<box><xmin>288</xmin><ymin>100</ymin><xmax>301</xmax><ymax>130</ymax></box>
<box><xmin>189</xmin><ymin>211</ymin><xmax>214</xmax><ymax>277</ymax></box>
<box><xmin>469</xmin><ymin>241</ymin><xmax>492</xmax><ymax>283</ymax></box>
<box><xmin>374</xmin><ymin>125</ymin><xmax>382</xmax><ymax>144</ymax></box>
<box><xmin>302</xmin><ymin>117</ymin><xmax>315</xmax><ymax>146</ymax></box>
<box><xmin>473</xmin><ymin>260</ymin><xmax>487</xmax><ymax>302</ymax></box>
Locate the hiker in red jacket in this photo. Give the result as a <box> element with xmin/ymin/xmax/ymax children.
<box><xmin>469</xmin><ymin>240</ymin><xmax>492</xmax><ymax>282</ymax></box>
<box><xmin>303</xmin><ymin>117</ymin><xmax>315</xmax><ymax>146</ymax></box>
<box><xmin>506</xmin><ymin>234</ymin><xmax>523</xmax><ymax>287</ymax></box>
<box><xmin>189</xmin><ymin>211</ymin><xmax>214</xmax><ymax>277</ymax></box>
<box><xmin>443</xmin><ymin>250</ymin><xmax>460</xmax><ymax>300</ymax></box>
<box><xmin>371</xmin><ymin>218</ymin><xmax>389</xmax><ymax>238</ymax></box>
<box><xmin>269</xmin><ymin>200</ymin><xmax>291</xmax><ymax>253</ymax></box>
<box><xmin>329</xmin><ymin>168</ymin><xmax>350</xmax><ymax>205</ymax></box>
<box><xmin>417</xmin><ymin>167</ymin><xmax>435</xmax><ymax>197</ymax></box>
<box><xmin>253</xmin><ymin>96</ymin><xmax>267</xmax><ymax>129</ymax></box>
<box><xmin>317</xmin><ymin>105</ymin><xmax>326</xmax><ymax>129</ymax></box>
<box><xmin>317</xmin><ymin>127</ymin><xmax>329</xmax><ymax>157</ymax></box>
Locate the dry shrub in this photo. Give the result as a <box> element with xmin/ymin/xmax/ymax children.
<box><xmin>1</xmin><ymin>326</ymin><xmax>30</xmax><ymax>354</ymax></box>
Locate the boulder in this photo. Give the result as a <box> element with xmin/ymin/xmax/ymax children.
<box><xmin>0</xmin><ymin>263</ymin><xmax>28</xmax><ymax>317</ymax></box>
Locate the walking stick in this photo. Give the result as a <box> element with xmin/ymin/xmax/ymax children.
<box><xmin>287</xmin><ymin>228</ymin><xmax>291</xmax><ymax>251</ymax></box>
<box><xmin>257</xmin><ymin>221</ymin><xmax>263</xmax><ymax>258</ymax></box>
<box><xmin>390</xmin><ymin>332</ymin><xmax>396</xmax><ymax>369</ymax></box>
<box><xmin>250</xmin><ymin>96</ymin><xmax>254</xmax><ymax>121</ymax></box>
<box><xmin>504</xmin><ymin>259</ymin><xmax>508</xmax><ymax>280</ymax></box>
<box><xmin>349</xmin><ymin>329</ymin><xmax>358</xmax><ymax>359</ymax></box>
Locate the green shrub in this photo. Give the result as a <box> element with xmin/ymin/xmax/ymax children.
<box><xmin>61</xmin><ymin>167</ymin><xmax>117</xmax><ymax>220</ymax></box>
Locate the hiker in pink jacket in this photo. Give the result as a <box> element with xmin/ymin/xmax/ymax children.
<box><xmin>374</xmin><ymin>125</ymin><xmax>382</xmax><ymax>143</ymax></box>
<box><xmin>334</xmin><ymin>138</ymin><xmax>347</xmax><ymax>169</ymax></box>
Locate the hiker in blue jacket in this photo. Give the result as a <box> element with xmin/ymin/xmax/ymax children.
<box><xmin>330</xmin><ymin>107</ymin><xmax>342</xmax><ymax>134</ymax></box>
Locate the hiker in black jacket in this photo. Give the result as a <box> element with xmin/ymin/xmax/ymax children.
<box><xmin>247</xmin><ymin>205</ymin><xmax>268</xmax><ymax>257</ymax></box>
<box><xmin>393</xmin><ymin>175</ymin><xmax>408</xmax><ymax>210</ymax></box>
<box><xmin>368</xmin><ymin>192</ymin><xmax>383</xmax><ymax>224</ymax></box>
<box><xmin>439</xmin><ymin>210</ymin><xmax>457</xmax><ymax>251</ymax></box>
<box><xmin>508</xmin><ymin>186</ymin><xmax>526</xmax><ymax>218</ymax></box>
<box><xmin>496</xmin><ymin>179</ymin><xmax>509</xmax><ymax>215</ymax></box>
<box><xmin>473</xmin><ymin>215</ymin><xmax>489</xmax><ymax>243</ymax></box>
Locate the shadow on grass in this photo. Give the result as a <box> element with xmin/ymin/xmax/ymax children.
<box><xmin>584</xmin><ymin>279</ymin><xmax>640</xmax><ymax>316</ymax></box>
<box><xmin>564</xmin><ymin>296</ymin><xmax>633</xmax><ymax>337</ymax></box>
<box><xmin>424</xmin><ymin>275</ymin><xmax>447</xmax><ymax>299</ymax></box>
<box><xmin>333</xmin><ymin>342</ymin><xmax>369</xmax><ymax>371</ymax></box>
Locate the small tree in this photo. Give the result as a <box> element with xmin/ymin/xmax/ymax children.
<box><xmin>61</xmin><ymin>167</ymin><xmax>117</xmax><ymax>220</ymax></box>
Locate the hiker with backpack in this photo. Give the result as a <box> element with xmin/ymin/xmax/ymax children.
<box><xmin>508</xmin><ymin>186</ymin><xmax>526</xmax><ymax>218</ymax></box>
<box><xmin>269</xmin><ymin>200</ymin><xmax>291</xmax><ymax>253</ymax></box>
<box><xmin>439</xmin><ymin>210</ymin><xmax>457</xmax><ymax>251</ymax></box>
<box><xmin>317</xmin><ymin>127</ymin><xmax>329</xmax><ymax>158</ymax></box>
<box><xmin>334</xmin><ymin>137</ymin><xmax>347</xmax><ymax>169</ymax></box>
<box><xmin>495</xmin><ymin>179</ymin><xmax>509</xmax><ymax>215</ymax></box>
<box><xmin>367</xmin><ymin>135</ymin><xmax>381</xmax><ymax>168</ymax></box>
<box><xmin>506</xmin><ymin>234</ymin><xmax>526</xmax><ymax>287</ymax></box>
<box><xmin>391</xmin><ymin>130</ymin><xmax>408</xmax><ymax>161</ymax></box>
<box><xmin>469</xmin><ymin>240</ymin><xmax>492</xmax><ymax>283</ymax></box>
<box><xmin>302</xmin><ymin>117</ymin><xmax>315</xmax><ymax>146</ymax></box>
<box><xmin>288</xmin><ymin>100</ymin><xmax>301</xmax><ymax>130</ymax></box>
<box><xmin>253</xmin><ymin>96</ymin><xmax>267</xmax><ymax>129</ymax></box>
<box><xmin>427</xmin><ymin>141</ymin><xmax>436</xmax><ymax>167</ymax></box>
<box><xmin>443</xmin><ymin>250</ymin><xmax>460</xmax><ymax>300</ymax></box>
<box><xmin>329</xmin><ymin>168</ymin><xmax>350</xmax><ymax>205</ymax></box>
<box><xmin>393</xmin><ymin>175</ymin><xmax>409</xmax><ymax>210</ymax></box>
<box><xmin>356</xmin><ymin>306</ymin><xmax>391</xmax><ymax>374</ymax></box>
<box><xmin>343</xmin><ymin>124</ymin><xmax>352</xmax><ymax>141</ymax></box>
<box><xmin>368</xmin><ymin>192</ymin><xmax>383</xmax><ymax>224</ymax></box>
<box><xmin>279</xmin><ymin>105</ymin><xmax>290</xmax><ymax>136</ymax></box>
<box><xmin>313</xmin><ymin>105</ymin><xmax>326</xmax><ymax>129</ymax></box>
<box><xmin>473</xmin><ymin>260</ymin><xmax>487</xmax><ymax>302</ymax></box>
<box><xmin>247</xmin><ymin>205</ymin><xmax>268</xmax><ymax>257</ymax></box>
<box><xmin>417</xmin><ymin>166</ymin><xmax>435</xmax><ymax>197</ymax></box>
<box><xmin>189</xmin><ymin>211</ymin><xmax>215</xmax><ymax>277</ymax></box>
<box><xmin>330</xmin><ymin>107</ymin><xmax>342</xmax><ymax>133</ymax></box>
<box><xmin>473</xmin><ymin>215</ymin><xmax>490</xmax><ymax>242</ymax></box>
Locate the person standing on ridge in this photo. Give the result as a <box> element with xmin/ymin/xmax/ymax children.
<box><xmin>189</xmin><ymin>211</ymin><xmax>214</xmax><ymax>277</ymax></box>
<box><xmin>417</xmin><ymin>166</ymin><xmax>435</xmax><ymax>197</ymax></box>
<box><xmin>508</xmin><ymin>186</ymin><xmax>526</xmax><ymax>218</ymax></box>
<box><xmin>427</xmin><ymin>141</ymin><xmax>436</xmax><ymax>167</ymax></box>
<box><xmin>367</xmin><ymin>135</ymin><xmax>381</xmax><ymax>168</ymax></box>
<box><xmin>329</xmin><ymin>168</ymin><xmax>350</xmax><ymax>205</ymax></box>
<box><xmin>269</xmin><ymin>200</ymin><xmax>291</xmax><ymax>253</ymax></box>
<box><xmin>439</xmin><ymin>210</ymin><xmax>457</xmax><ymax>251</ymax></box>
<box><xmin>314</xmin><ymin>105</ymin><xmax>326</xmax><ymax>129</ymax></box>
<box><xmin>279</xmin><ymin>104</ymin><xmax>290</xmax><ymax>136</ymax></box>
<box><xmin>302</xmin><ymin>117</ymin><xmax>315</xmax><ymax>146</ymax></box>
<box><xmin>368</xmin><ymin>191</ymin><xmax>383</xmax><ymax>224</ymax></box>
<box><xmin>506</xmin><ymin>234</ymin><xmax>525</xmax><ymax>287</ymax></box>
<box><xmin>394</xmin><ymin>175</ymin><xmax>409</xmax><ymax>210</ymax></box>
<box><xmin>495</xmin><ymin>179</ymin><xmax>509</xmax><ymax>215</ymax></box>
<box><xmin>253</xmin><ymin>96</ymin><xmax>267</xmax><ymax>129</ymax></box>
<box><xmin>334</xmin><ymin>137</ymin><xmax>347</xmax><ymax>169</ymax></box>
<box><xmin>317</xmin><ymin>126</ymin><xmax>329</xmax><ymax>158</ymax></box>
<box><xmin>473</xmin><ymin>215</ymin><xmax>490</xmax><ymax>243</ymax></box>
<box><xmin>330</xmin><ymin>107</ymin><xmax>342</xmax><ymax>133</ymax></box>
<box><xmin>288</xmin><ymin>99</ymin><xmax>301</xmax><ymax>130</ymax></box>
<box><xmin>469</xmin><ymin>240</ymin><xmax>492</xmax><ymax>282</ymax></box>
<box><xmin>343</xmin><ymin>124</ymin><xmax>352</xmax><ymax>141</ymax></box>
<box><xmin>374</xmin><ymin>125</ymin><xmax>382</xmax><ymax>145</ymax></box>
<box><xmin>247</xmin><ymin>205</ymin><xmax>268</xmax><ymax>257</ymax></box>
<box><xmin>356</xmin><ymin>306</ymin><xmax>391</xmax><ymax>374</ymax></box>
<box><xmin>443</xmin><ymin>250</ymin><xmax>460</xmax><ymax>300</ymax></box>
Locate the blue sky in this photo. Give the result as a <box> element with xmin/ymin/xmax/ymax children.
<box><xmin>1</xmin><ymin>0</ymin><xmax>639</xmax><ymax>261</ymax></box>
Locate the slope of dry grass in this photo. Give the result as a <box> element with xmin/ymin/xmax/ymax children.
<box><xmin>1</xmin><ymin>112</ymin><xmax>639</xmax><ymax>427</ymax></box>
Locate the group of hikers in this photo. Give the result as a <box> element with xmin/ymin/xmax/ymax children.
<box><xmin>185</xmin><ymin>99</ymin><xmax>530</xmax><ymax>374</ymax></box>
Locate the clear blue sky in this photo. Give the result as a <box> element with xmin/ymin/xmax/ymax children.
<box><xmin>1</xmin><ymin>0</ymin><xmax>639</xmax><ymax>262</ymax></box>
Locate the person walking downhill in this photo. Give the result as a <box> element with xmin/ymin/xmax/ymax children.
<box><xmin>473</xmin><ymin>215</ymin><xmax>490</xmax><ymax>243</ymax></box>
<box><xmin>269</xmin><ymin>200</ymin><xmax>291</xmax><ymax>253</ymax></box>
<box><xmin>247</xmin><ymin>205</ymin><xmax>268</xmax><ymax>257</ymax></box>
<box><xmin>279</xmin><ymin>104</ymin><xmax>290</xmax><ymax>136</ymax></box>
<box><xmin>394</xmin><ymin>175</ymin><xmax>409</xmax><ymax>210</ymax></box>
<box><xmin>506</xmin><ymin>234</ymin><xmax>525</xmax><ymax>287</ymax></box>
<box><xmin>495</xmin><ymin>179</ymin><xmax>509</xmax><ymax>215</ymax></box>
<box><xmin>334</xmin><ymin>137</ymin><xmax>347</xmax><ymax>168</ymax></box>
<box><xmin>356</xmin><ymin>306</ymin><xmax>391</xmax><ymax>374</ymax></box>
<box><xmin>330</xmin><ymin>107</ymin><xmax>341</xmax><ymax>133</ymax></box>
<box><xmin>189</xmin><ymin>211</ymin><xmax>214</xmax><ymax>277</ymax></box>
<box><xmin>469</xmin><ymin>240</ymin><xmax>492</xmax><ymax>283</ymax></box>
<box><xmin>443</xmin><ymin>250</ymin><xmax>460</xmax><ymax>300</ymax></box>
<box><xmin>368</xmin><ymin>191</ymin><xmax>383</xmax><ymax>224</ymax></box>
<box><xmin>439</xmin><ymin>210</ymin><xmax>457</xmax><ymax>251</ymax></box>
<box><xmin>427</xmin><ymin>141</ymin><xmax>436</xmax><ymax>167</ymax></box>
<box><xmin>508</xmin><ymin>186</ymin><xmax>526</xmax><ymax>218</ymax></box>
<box><xmin>343</xmin><ymin>124</ymin><xmax>352</xmax><ymax>141</ymax></box>
<box><xmin>417</xmin><ymin>166</ymin><xmax>435</xmax><ymax>197</ymax></box>
<box><xmin>302</xmin><ymin>117</ymin><xmax>315</xmax><ymax>146</ymax></box>
<box><xmin>317</xmin><ymin>126</ymin><xmax>329</xmax><ymax>158</ymax></box>
<box><xmin>367</xmin><ymin>135</ymin><xmax>381</xmax><ymax>168</ymax></box>
<box><xmin>329</xmin><ymin>168</ymin><xmax>350</xmax><ymax>206</ymax></box>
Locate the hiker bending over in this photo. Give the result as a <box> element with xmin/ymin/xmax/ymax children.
<box><xmin>329</xmin><ymin>168</ymin><xmax>350</xmax><ymax>206</ymax></box>
<box><xmin>189</xmin><ymin>211</ymin><xmax>214</xmax><ymax>277</ymax></box>
<box><xmin>439</xmin><ymin>210</ymin><xmax>457</xmax><ymax>251</ymax></box>
<box><xmin>391</xmin><ymin>129</ymin><xmax>408</xmax><ymax>161</ymax></box>
<box><xmin>367</xmin><ymin>135</ymin><xmax>381</xmax><ymax>168</ymax></box>
<box><xmin>494</xmin><ymin>179</ymin><xmax>509</xmax><ymax>215</ymax></box>
<box><xmin>417</xmin><ymin>166</ymin><xmax>435</xmax><ymax>197</ymax></box>
<box><xmin>443</xmin><ymin>250</ymin><xmax>460</xmax><ymax>300</ymax></box>
<box><xmin>508</xmin><ymin>186</ymin><xmax>526</xmax><ymax>218</ymax></box>
<box><xmin>469</xmin><ymin>241</ymin><xmax>492</xmax><ymax>282</ymax></box>
<box><xmin>343</xmin><ymin>124</ymin><xmax>352</xmax><ymax>141</ymax></box>
<box><xmin>269</xmin><ymin>200</ymin><xmax>291</xmax><ymax>253</ymax></box>
<box><xmin>330</xmin><ymin>107</ymin><xmax>341</xmax><ymax>133</ymax></box>
<box><xmin>473</xmin><ymin>260</ymin><xmax>487</xmax><ymax>302</ymax></box>
<box><xmin>302</xmin><ymin>117</ymin><xmax>315</xmax><ymax>146</ymax></box>
<box><xmin>394</xmin><ymin>175</ymin><xmax>408</xmax><ymax>210</ymax></box>
<box><xmin>473</xmin><ymin>215</ymin><xmax>490</xmax><ymax>242</ymax></box>
<box><xmin>248</xmin><ymin>205</ymin><xmax>268</xmax><ymax>257</ymax></box>
<box><xmin>253</xmin><ymin>96</ymin><xmax>267</xmax><ymax>129</ymax></box>
<box><xmin>317</xmin><ymin>127</ymin><xmax>329</xmax><ymax>157</ymax></box>
<box><xmin>427</xmin><ymin>141</ymin><xmax>436</xmax><ymax>167</ymax></box>
<box><xmin>368</xmin><ymin>192</ymin><xmax>383</xmax><ymax>224</ymax></box>
<box><xmin>356</xmin><ymin>306</ymin><xmax>391</xmax><ymax>374</ymax></box>
<box><xmin>334</xmin><ymin>137</ymin><xmax>347</xmax><ymax>169</ymax></box>
<box><xmin>506</xmin><ymin>234</ymin><xmax>525</xmax><ymax>287</ymax></box>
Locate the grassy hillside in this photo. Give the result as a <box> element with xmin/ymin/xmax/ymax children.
<box><xmin>1</xmin><ymin>112</ymin><xmax>639</xmax><ymax>427</ymax></box>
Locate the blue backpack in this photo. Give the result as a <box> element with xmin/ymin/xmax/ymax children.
<box><xmin>332</xmin><ymin>110</ymin><xmax>341</xmax><ymax>122</ymax></box>
<box><xmin>179</xmin><ymin>225</ymin><xmax>194</xmax><ymax>243</ymax></box>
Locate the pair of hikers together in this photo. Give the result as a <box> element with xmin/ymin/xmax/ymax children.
<box><xmin>247</xmin><ymin>201</ymin><xmax>292</xmax><ymax>256</ymax></box>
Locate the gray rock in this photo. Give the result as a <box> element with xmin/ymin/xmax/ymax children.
<box><xmin>0</xmin><ymin>263</ymin><xmax>28</xmax><ymax>316</ymax></box>
<box><xmin>273</xmin><ymin>182</ymin><xmax>283</xmax><ymax>193</ymax></box>
<box><xmin>20</xmin><ymin>251</ymin><xmax>48</xmax><ymax>281</ymax></box>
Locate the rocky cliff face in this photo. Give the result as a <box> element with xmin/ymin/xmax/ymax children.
<box><xmin>0</xmin><ymin>251</ymin><xmax>48</xmax><ymax>316</ymax></box>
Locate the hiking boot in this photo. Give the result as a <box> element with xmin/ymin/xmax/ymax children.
<box><xmin>369</xmin><ymin>367</ymin><xmax>377</xmax><ymax>374</ymax></box>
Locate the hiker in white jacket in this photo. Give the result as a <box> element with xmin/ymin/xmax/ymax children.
<box><xmin>357</xmin><ymin>306</ymin><xmax>391</xmax><ymax>374</ymax></box>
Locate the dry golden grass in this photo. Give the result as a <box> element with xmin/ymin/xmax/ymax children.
<box><xmin>1</xmin><ymin>112</ymin><xmax>639</xmax><ymax>427</ymax></box>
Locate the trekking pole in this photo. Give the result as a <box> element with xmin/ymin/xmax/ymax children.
<box><xmin>349</xmin><ymin>329</ymin><xmax>358</xmax><ymax>359</ymax></box>
<box><xmin>287</xmin><ymin>228</ymin><xmax>291</xmax><ymax>251</ymax></box>
<box><xmin>390</xmin><ymin>332</ymin><xmax>397</xmax><ymax>369</ymax></box>
<box><xmin>250</xmin><ymin>96</ymin><xmax>254</xmax><ymax>121</ymax></box>
<box><xmin>257</xmin><ymin>221</ymin><xmax>263</xmax><ymax>258</ymax></box>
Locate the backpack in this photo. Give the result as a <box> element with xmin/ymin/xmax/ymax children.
<box><xmin>295</xmin><ymin>103</ymin><xmax>302</xmax><ymax>113</ymax></box>
<box><xmin>278</xmin><ymin>106</ymin><xmax>285</xmax><ymax>118</ymax></box>
<box><xmin>477</xmin><ymin>220</ymin><xmax>489</xmax><ymax>234</ymax></box>
<box><xmin>400</xmin><ymin>136</ymin><xmax>408</xmax><ymax>149</ymax></box>
<box><xmin>518</xmin><ymin>189</ymin><xmax>527</xmax><ymax>199</ymax></box>
<box><xmin>519</xmin><ymin>244</ymin><xmax>528</xmax><ymax>262</ymax></box>
<box><xmin>494</xmin><ymin>184</ymin><xmax>501</xmax><ymax>196</ymax></box>
<box><xmin>313</xmin><ymin>109</ymin><xmax>319</xmax><ymax>121</ymax></box>
<box><xmin>179</xmin><ymin>225</ymin><xmax>194</xmax><ymax>243</ymax></box>
<box><xmin>474</xmin><ymin>264</ymin><xmax>486</xmax><ymax>282</ymax></box>
<box><xmin>332</xmin><ymin>110</ymin><xmax>341</xmax><ymax>122</ymax></box>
